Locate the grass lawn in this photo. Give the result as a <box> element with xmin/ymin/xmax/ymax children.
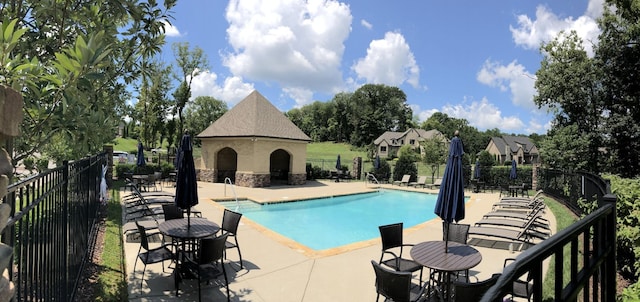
<box><xmin>541</xmin><ymin>197</ymin><xmax>579</xmax><ymax>300</ymax></box>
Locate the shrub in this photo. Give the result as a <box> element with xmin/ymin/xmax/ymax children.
<box><xmin>392</xmin><ymin>154</ymin><xmax>417</xmax><ymax>182</ymax></box>
<box><xmin>606</xmin><ymin>175</ymin><xmax>640</xmax><ymax>282</ymax></box>
<box><xmin>369</xmin><ymin>158</ymin><xmax>391</xmax><ymax>182</ymax></box>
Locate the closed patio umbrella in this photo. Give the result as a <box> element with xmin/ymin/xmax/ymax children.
<box><xmin>474</xmin><ymin>160</ymin><xmax>481</xmax><ymax>180</ymax></box>
<box><xmin>335</xmin><ymin>154</ymin><xmax>341</xmax><ymax>170</ymax></box>
<box><xmin>136</xmin><ymin>141</ymin><xmax>145</xmax><ymax>167</ymax></box>
<box><xmin>374</xmin><ymin>154</ymin><xmax>380</xmax><ymax>170</ymax></box>
<box><xmin>510</xmin><ymin>159</ymin><xmax>517</xmax><ymax>181</ymax></box>
<box><xmin>434</xmin><ymin>132</ymin><xmax>465</xmax><ymax>253</ymax></box>
<box><xmin>175</xmin><ymin>132</ymin><xmax>198</xmax><ymax>228</ymax></box>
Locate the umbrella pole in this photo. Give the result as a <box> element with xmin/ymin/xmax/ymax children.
<box><xmin>444</xmin><ymin>222</ymin><xmax>449</xmax><ymax>253</ymax></box>
<box><xmin>187</xmin><ymin>208</ymin><xmax>191</xmax><ymax>229</ymax></box>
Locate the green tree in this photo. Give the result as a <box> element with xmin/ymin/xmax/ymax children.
<box><xmin>421</xmin><ymin>137</ymin><xmax>447</xmax><ymax>180</ymax></box>
<box><xmin>347</xmin><ymin>84</ymin><xmax>412</xmax><ymax>147</ymax></box>
<box><xmin>1</xmin><ymin>0</ymin><xmax>176</xmax><ymax>165</ymax></box>
<box><xmin>171</xmin><ymin>42</ymin><xmax>209</xmax><ymax>136</ymax></box>
<box><xmin>392</xmin><ymin>153</ymin><xmax>418</xmax><ymax>182</ymax></box>
<box><xmin>184</xmin><ymin>96</ymin><xmax>228</xmax><ymax>145</ymax></box>
<box><xmin>534</xmin><ymin>31</ymin><xmax>603</xmax><ymax>173</ymax></box>
<box><xmin>135</xmin><ymin>60</ymin><xmax>172</xmax><ymax>148</ymax></box>
<box><xmin>596</xmin><ymin>0</ymin><xmax>640</xmax><ymax>178</ymax></box>
<box><xmin>539</xmin><ymin>124</ymin><xmax>591</xmax><ymax>171</ymax></box>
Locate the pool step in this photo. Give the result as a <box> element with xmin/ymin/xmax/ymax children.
<box><xmin>216</xmin><ymin>199</ymin><xmax>261</xmax><ymax>211</ymax></box>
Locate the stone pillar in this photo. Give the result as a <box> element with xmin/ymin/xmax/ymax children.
<box><xmin>0</xmin><ymin>85</ymin><xmax>23</xmax><ymax>301</ymax></box>
<box><xmin>352</xmin><ymin>157</ymin><xmax>362</xmax><ymax>180</ymax></box>
<box><xmin>103</xmin><ymin>145</ymin><xmax>113</xmax><ymax>187</ymax></box>
<box><xmin>532</xmin><ymin>163</ymin><xmax>540</xmax><ymax>190</ymax></box>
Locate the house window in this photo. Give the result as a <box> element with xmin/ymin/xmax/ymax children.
<box><xmin>401</xmin><ymin>140</ymin><xmax>404</xmax><ymax>145</ymax></box>
<box><xmin>381</xmin><ymin>146</ymin><xmax>387</xmax><ymax>152</ymax></box>
<box><xmin>409</xmin><ymin>139</ymin><xmax>415</xmax><ymax>145</ymax></box>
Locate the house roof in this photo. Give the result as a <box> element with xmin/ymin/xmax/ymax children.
<box><xmin>373</xmin><ymin>128</ymin><xmax>448</xmax><ymax>146</ymax></box>
<box><xmin>197</xmin><ymin>90</ymin><xmax>311</xmax><ymax>141</ymax></box>
<box><xmin>491</xmin><ymin>135</ymin><xmax>538</xmax><ymax>155</ymax></box>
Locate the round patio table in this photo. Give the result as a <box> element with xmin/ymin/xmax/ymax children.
<box><xmin>410</xmin><ymin>241</ymin><xmax>482</xmax><ymax>301</ymax></box>
<box><xmin>158</xmin><ymin>217</ymin><xmax>220</xmax><ymax>296</ymax></box>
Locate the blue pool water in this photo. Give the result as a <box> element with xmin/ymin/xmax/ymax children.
<box><xmin>218</xmin><ymin>190</ymin><xmax>468</xmax><ymax>251</ymax></box>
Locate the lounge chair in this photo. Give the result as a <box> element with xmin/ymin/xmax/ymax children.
<box><xmin>491</xmin><ymin>197</ymin><xmax>545</xmax><ymax>211</ymax></box>
<box><xmin>474</xmin><ymin>208</ymin><xmax>551</xmax><ymax>237</ymax></box>
<box><xmin>408</xmin><ymin>176</ymin><xmax>427</xmax><ymax>188</ymax></box>
<box><xmin>483</xmin><ymin>203</ymin><xmax>548</xmax><ymax>222</ymax></box>
<box><xmin>498</xmin><ymin>190</ymin><xmax>544</xmax><ymax>203</ymax></box>
<box><xmin>474</xmin><ymin>216</ymin><xmax>550</xmax><ymax>233</ymax></box>
<box><xmin>426</xmin><ymin>178</ymin><xmax>442</xmax><ymax>189</ymax></box>
<box><xmin>393</xmin><ymin>174</ymin><xmax>411</xmax><ymax>186</ymax></box>
<box><xmin>469</xmin><ymin>222</ymin><xmax>544</xmax><ymax>248</ymax></box>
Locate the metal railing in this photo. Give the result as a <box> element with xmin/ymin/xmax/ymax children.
<box><xmin>1</xmin><ymin>153</ymin><xmax>106</xmax><ymax>301</ymax></box>
<box><xmin>537</xmin><ymin>169</ymin><xmax>611</xmax><ymax>215</ymax></box>
<box><xmin>482</xmin><ymin>170</ymin><xmax>617</xmax><ymax>301</ymax></box>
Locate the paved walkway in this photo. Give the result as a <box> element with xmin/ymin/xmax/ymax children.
<box><xmin>123</xmin><ymin>180</ymin><xmax>555</xmax><ymax>301</ymax></box>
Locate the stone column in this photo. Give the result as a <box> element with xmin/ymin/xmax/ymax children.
<box><xmin>0</xmin><ymin>85</ymin><xmax>23</xmax><ymax>301</ymax></box>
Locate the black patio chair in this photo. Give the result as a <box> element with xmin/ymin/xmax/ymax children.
<box><xmin>504</xmin><ymin>258</ymin><xmax>534</xmax><ymax>302</ymax></box>
<box><xmin>185</xmin><ymin>233</ymin><xmax>230</xmax><ymax>302</ymax></box>
<box><xmin>378</xmin><ymin>223</ymin><xmax>423</xmax><ymax>285</ymax></box>
<box><xmin>452</xmin><ymin>273</ymin><xmax>501</xmax><ymax>302</ymax></box>
<box><xmin>217</xmin><ymin>209</ymin><xmax>244</xmax><ymax>268</ymax></box>
<box><xmin>134</xmin><ymin>221</ymin><xmax>174</xmax><ymax>290</ymax></box>
<box><xmin>371</xmin><ymin>260</ymin><xmax>427</xmax><ymax>302</ymax></box>
<box><xmin>430</xmin><ymin>222</ymin><xmax>471</xmax><ymax>289</ymax></box>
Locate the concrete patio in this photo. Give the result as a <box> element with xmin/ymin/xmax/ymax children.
<box><xmin>123</xmin><ymin>180</ymin><xmax>555</xmax><ymax>302</ymax></box>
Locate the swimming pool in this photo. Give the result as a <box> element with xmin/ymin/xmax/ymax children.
<box><xmin>218</xmin><ymin>190</ymin><xmax>468</xmax><ymax>251</ymax></box>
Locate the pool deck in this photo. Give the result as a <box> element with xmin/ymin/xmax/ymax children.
<box><xmin>124</xmin><ymin>180</ymin><xmax>556</xmax><ymax>301</ymax></box>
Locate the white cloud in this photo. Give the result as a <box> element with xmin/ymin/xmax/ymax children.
<box><xmin>352</xmin><ymin>32</ymin><xmax>420</xmax><ymax>88</ymax></box>
<box><xmin>161</xmin><ymin>20</ymin><xmax>181</xmax><ymax>37</ymax></box>
<box><xmin>414</xmin><ymin>98</ymin><xmax>525</xmax><ymax>132</ymax></box>
<box><xmin>361</xmin><ymin>19</ymin><xmax>372</xmax><ymax>29</ymax></box>
<box><xmin>477</xmin><ymin>60</ymin><xmax>536</xmax><ymax>109</ymax></box>
<box><xmin>441</xmin><ymin>98</ymin><xmax>525</xmax><ymax>131</ymax></box>
<box><xmin>510</xmin><ymin>3</ymin><xmax>602</xmax><ymax>56</ymax></box>
<box><xmin>223</xmin><ymin>0</ymin><xmax>352</xmax><ymax>104</ymax></box>
<box><xmin>189</xmin><ymin>70</ymin><xmax>255</xmax><ymax>106</ymax></box>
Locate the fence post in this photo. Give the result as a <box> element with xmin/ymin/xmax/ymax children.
<box><xmin>62</xmin><ymin>160</ymin><xmax>69</xmax><ymax>300</ymax></box>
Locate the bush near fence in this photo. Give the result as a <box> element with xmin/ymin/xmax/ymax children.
<box><xmin>114</xmin><ymin>162</ymin><xmax>175</xmax><ymax>180</ymax></box>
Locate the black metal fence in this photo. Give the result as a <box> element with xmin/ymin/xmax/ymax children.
<box><xmin>482</xmin><ymin>170</ymin><xmax>617</xmax><ymax>301</ymax></box>
<box><xmin>538</xmin><ymin>169</ymin><xmax>612</xmax><ymax>215</ymax></box>
<box><xmin>1</xmin><ymin>153</ymin><xmax>106</xmax><ymax>301</ymax></box>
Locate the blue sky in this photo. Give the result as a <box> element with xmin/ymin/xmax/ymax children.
<box><xmin>158</xmin><ymin>0</ymin><xmax>604</xmax><ymax>135</ymax></box>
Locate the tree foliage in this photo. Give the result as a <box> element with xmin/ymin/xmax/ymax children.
<box><xmin>535</xmin><ymin>0</ymin><xmax>640</xmax><ymax>177</ymax></box>
<box><xmin>171</xmin><ymin>42</ymin><xmax>209</xmax><ymax>135</ymax></box>
<box><xmin>392</xmin><ymin>153</ymin><xmax>418</xmax><ymax>182</ymax></box>
<box><xmin>419</xmin><ymin>112</ymin><xmax>488</xmax><ymax>158</ymax></box>
<box><xmin>535</xmin><ymin>31</ymin><xmax>603</xmax><ymax>173</ymax></box>
<box><xmin>286</xmin><ymin>84</ymin><xmax>413</xmax><ymax>147</ymax></box>
<box><xmin>0</xmin><ymin>0</ymin><xmax>176</xmax><ymax>165</ymax></box>
<box><xmin>184</xmin><ymin>96</ymin><xmax>228</xmax><ymax>145</ymax></box>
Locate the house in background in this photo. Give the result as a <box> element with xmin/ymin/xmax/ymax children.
<box><xmin>373</xmin><ymin>128</ymin><xmax>449</xmax><ymax>158</ymax></box>
<box><xmin>485</xmin><ymin>135</ymin><xmax>539</xmax><ymax>165</ymax></box>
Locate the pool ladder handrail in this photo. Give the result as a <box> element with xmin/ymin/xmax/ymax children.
<box><xmin>366</xmin><ymin>173</ymin><xmax>381</xmax><ymax>189</ymax></box>
<box><xmin>224</xmin><ymin>177</ymin><xmax>240</xmax><ymax>211</ymax></box>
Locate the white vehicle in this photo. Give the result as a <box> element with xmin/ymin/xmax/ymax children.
<box><xmin>151</xmin><ymin>148</ymin><xmax>166</xmax><ymax>154</ymax></box>
<box><xmin>113</xmin><ymin>151</ymin><xmax>129</xmax><ymax>164</ymax></box>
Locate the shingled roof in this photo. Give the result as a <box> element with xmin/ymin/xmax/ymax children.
<box><xmin>197</xmin><ymin>90</ymin><xmax>311</xmax><ymax>141</ymax></box>
<box><xmin>490</xmin><ymin>135</ymin><xmax>537</xmax><ymax>155</ymax></box>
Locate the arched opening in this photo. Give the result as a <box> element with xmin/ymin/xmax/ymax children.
<box><xmin>217</xmin><ymin>147</ymin><xmax>238</xmax><ymax>183</ymax></box>
<box><xmin>270</xmin><ymin>149</ymin><xmax>291</xmax><ymax>185</ymax></box>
